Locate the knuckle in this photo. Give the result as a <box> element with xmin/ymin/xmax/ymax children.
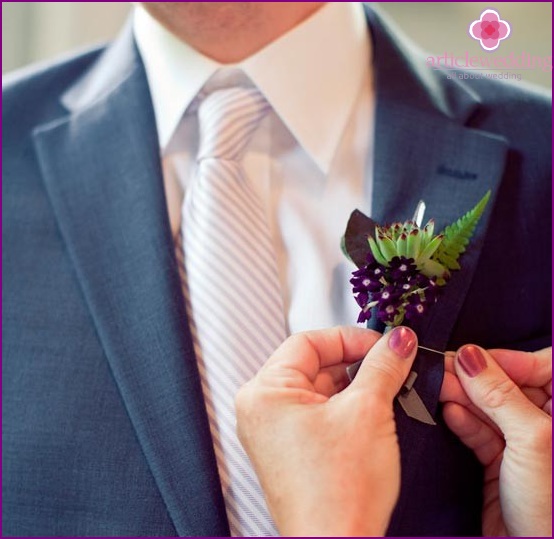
<box><xmin>480</xmin><ymin>377</ymin><xmax>518</xmax><ymax>409</ymax></box>
<box><xmin>366</xmin><ymin>360</ymin><xmax>405</xmax><ymax>388</ymax></box>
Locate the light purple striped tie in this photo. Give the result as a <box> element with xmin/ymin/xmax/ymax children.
<box><xmin>180</xmin><ymin>87</ymin><xmax>285</xmax><ymax>536</ymax></box>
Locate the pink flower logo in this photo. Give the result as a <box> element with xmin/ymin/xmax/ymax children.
<box><xmin>469</xmin><ymin>9</ymin><xmax>511</xmax><ymax>51</ymax></box>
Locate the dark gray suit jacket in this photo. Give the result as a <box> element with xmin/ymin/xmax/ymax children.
<box><xmin>3</xmin><ymin>5</ymin><xmax>551</xmax><ymax>536</ymax></box>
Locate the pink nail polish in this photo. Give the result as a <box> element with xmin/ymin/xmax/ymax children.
<box><xmin>457</xmin><ymin>345</ymin><xmax>487</xmax><ymax>377</ymax></box>
<box><xmin>388</xmin><ymin>326</ymin><xmax>416</xmax><ymax>358</ymax></box>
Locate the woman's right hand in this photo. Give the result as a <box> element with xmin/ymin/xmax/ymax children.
<box><xmin>441</xmin><ymin>345</ymin><xmax>552</xmax><ymax>537</ymax></box>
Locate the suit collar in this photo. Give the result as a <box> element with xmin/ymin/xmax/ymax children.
<box><xmin>365</xmin><ymin>3</ymin><xmax>482</xmax><ymax>125</ymax></box>
<box><xmin>35</xmin><ymin>23</ymin><xmax>229</xmax><ymax>537</ymax></box>
<box><xmin>61</xmin><ymin>22</ymin><xmax>138</xmax><ymax>114</ymax></box>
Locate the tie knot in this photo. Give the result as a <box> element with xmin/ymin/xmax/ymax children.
<box><xmin>197</xmin><ymin>87</ymin><xmax>269</xmax><ymax>162</ymax></box>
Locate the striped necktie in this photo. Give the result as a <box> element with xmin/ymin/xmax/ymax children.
<box><xmin>179</xmin><ymin>87</ymin><xmax>286</xmax><ymax>536</ymax></box>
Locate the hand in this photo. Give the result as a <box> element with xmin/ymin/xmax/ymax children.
<box><xmin>440</xmin><ymin>346</ymin><xmax>552</xmax><ymax>537</ymax></box>
<box><xmin>236</xmin><ymin>326</ymin><xmax>419</xmax><ymax>537</ymax></box>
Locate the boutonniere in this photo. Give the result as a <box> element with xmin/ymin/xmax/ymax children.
<box><xmin>341</xmin><ymin>191</ymin><xmax>491</xmax><ymax>425</ymax></box>
<box><xmin>342</xmin><ymin>191</ymin><xmax>491</xmax><ymax>328</ymax></box>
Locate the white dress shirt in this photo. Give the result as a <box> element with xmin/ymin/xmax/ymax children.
<box><xmin>134</xmin><ymin>2</ymin><xmax>374</xmax><ymax>334</ymax></box>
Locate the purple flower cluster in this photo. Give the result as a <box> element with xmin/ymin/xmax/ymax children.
<box><xmin>350</xmin><ymin>254</ymin><xmax>441</xmax><ymax>325</ymax></box>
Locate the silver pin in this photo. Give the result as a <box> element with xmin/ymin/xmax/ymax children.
<box><xmin>417</xmin><ymin>345</ymin><xmax>445</xmax><ymax>356</ymax></box>
<box><xmin>412</xmin><ymin>199</ymin><xmax>426</xmax><ymax>227</ymax></box>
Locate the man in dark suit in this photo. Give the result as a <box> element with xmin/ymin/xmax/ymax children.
<box><xmin>3</xmin><ymin>2</ymin><xmax>550</xmax><ymax>536</ymax></box>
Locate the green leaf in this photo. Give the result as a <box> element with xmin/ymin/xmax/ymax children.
<box><xmin>396</xmin><ymin>233</ymin><xmax>408</xmax><ymax>257</ymax></box>
<box><xmin>368</xmin><ymin>237</ymin><xmax>388</xmax><ymax>265</ymax></box>
<box><xmin>417</xmin><ymin>234</ymin><xmax>444</xmax><ymax>261</ymax></box>
<box><xmin>406</xmin><ymin>230</ymin><xmax>421</xmax><ymax>259</ymax></box>
<box><xmin>433</xmin><ymin>191</ymin><xmax>491</xmax><ymax>270</ymax></box>
<box><xmin>342</xmin><ymin>209</ymin><xmax>377</xmax><ymax>268</ymax></box>
<box><xmin>418</xmin><ymin>219</ymin><xmax>435</xmax><ymax>252</ymax></box>
<box><xmin>377</xmin><ymin>235</ymin><xmax>398</xmax><ymax>261</ymax></box>
<box><xmin>423</xmin><ymin>219</ymin><xmax>435</xmax><ymax>237</ymax></box>
<box><xmin>419</xmin><ymin>258</ymin><xmax>449</xmax><ymax>280</ymax></box>
<box><xmin>437</xmin><ymin>253</ymin><xmax>460</xmax><ymax>270</ymax></box>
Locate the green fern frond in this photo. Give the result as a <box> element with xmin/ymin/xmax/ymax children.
<box><xmin>433</xmin><ymin>191</ymin><xmax>491</xmax><ymax>270</ymax></box>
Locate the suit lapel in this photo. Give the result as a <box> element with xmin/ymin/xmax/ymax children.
<box><xmin>371</xmin><ymin>107</ymin><xmax>508</xmax><ymax>352</ymax></box>
<box><xmin>364</xmin><ymin>7</ymin><xmax>508</xmax><ymax>534</ymax></box>
<box><xmin>366</xmin><ymin>5</ymin><xmax>508</xmax><ymax>352</ymax></box>
<box><xmin>33</xmin><ymin>26</ymin><xmax>229</xmax><ymax>536</ymax></box>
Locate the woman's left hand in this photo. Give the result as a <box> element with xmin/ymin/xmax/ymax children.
<box><xmin>440</xmin><ymin>346</ymin><xmax>552</xmax><ymax>536</ymax></box>
<box><xmin>236</xmin><ymin>325</ymin><xmax>418</xmax><ymax>537</ymax></box>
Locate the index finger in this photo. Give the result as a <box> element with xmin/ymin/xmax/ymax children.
<box><xmin>445</xmin><ymin>347</ymin><xmax>552</xmax><ymax>388</ymax></box>
<box><xmin>263</xmin><ymin>326</ymin><xmax>381</xmax><ymax>382</ymax></box>
<box><xmin>488</xmin><ymin>347</ymin><xmax>552</xmax><ymax>389</ymax></box>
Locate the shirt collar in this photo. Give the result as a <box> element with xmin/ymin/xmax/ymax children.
<box><xmin>134</xmin><ymin>2</ymin><xmax>370</xmax><ymax>173</ymax></box>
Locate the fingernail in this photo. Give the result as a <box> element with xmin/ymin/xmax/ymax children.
<box><xmin>457</xmin><ymin>345</ymin><xmax>487</xmax><ymax>377</ymax></box>
<box><xmin>388</xmin><ymin>326</ymin><xmax>416</xmax><ymax>358</ymax></box>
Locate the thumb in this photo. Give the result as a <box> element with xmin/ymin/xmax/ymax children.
<box><xmin>455</xmin><ymin>344</ymin><xmax>543</xmax><ymax>437</ymax></box>
<box><xmin>349</xmin><ymin>326</ymin><xmax>418</xmax><ymax>403</ymax></box>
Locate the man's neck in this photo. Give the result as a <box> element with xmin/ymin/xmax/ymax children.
<box><xmin>141</xmin><ymin>2</ymin><xmax>326</xmax><ymax>64</ymax></box>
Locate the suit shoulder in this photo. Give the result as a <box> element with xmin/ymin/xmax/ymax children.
<box><xmin>2</xmin><ymin>46</ymin><xmax>105</xmax><ymax>132</ymax></box>
<box><xmin>442</xmin><ymin>70</ymin><xmax>551</xmax><ymax>120</ymax></box>
<box><xmin>435</xmin><ymin>69</ymin><xmax>551</xmax><ymax>148</ymax></box>
<box><xmin>472</xmin><ymin>77</ymin><xmax>551</xmax><ymax>152</ymax></box>
<box><xmin>466</xmin><ymin>74</ymin><xmax>550</xmax><ymax>114</ymax></box>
